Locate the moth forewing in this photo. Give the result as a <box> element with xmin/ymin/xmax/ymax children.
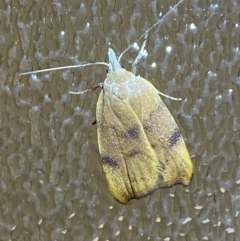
<box><xmin>96</xmin><ymin>79</ymin><xmax>163</xmax><ymax>204</ymax></box>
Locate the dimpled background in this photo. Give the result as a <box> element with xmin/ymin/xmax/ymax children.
<box><xmin>0</xmin><ymin>0</ymin><xmax>240</xmax><ymax>240</ymax></box>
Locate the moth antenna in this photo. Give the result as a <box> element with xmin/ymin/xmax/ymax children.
<box><xmin>19</xmin><ymin>62</ymin><xmax>108</xmax><ymax>76</ymax></box>
<box><xmin>118</xmin><ymin>0</ymin><xmax>185</xmax><ymax>61</ymax></box>
<box><xmin>131</xmin><ymin>33</ymin><xmax>148</xmax><ymax>74</ymax></box>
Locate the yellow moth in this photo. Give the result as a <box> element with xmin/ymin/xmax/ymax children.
<box><xmin>95</xmin><ymin>48</ymin><xmax>193</xmax><ymax>204</ymax></box>
<box><xmin>20</xmin><ymin>0</ymin><xmax>193</xmax><ymax>204</ymax></box>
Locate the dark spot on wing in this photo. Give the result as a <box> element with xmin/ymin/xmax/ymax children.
<box><xmin>125</xmin><ymin>124</ymin><xmax>139</xmax><ymax>139</ymax></box>
<box><xmin>169</xmin><ymin>128</ymin><xmax>181</xmax><ymax>147</ymax></box>
<box><xmin>158</xmin><ymin>173</ymin><xmax>164</xmax><ymax>183</ymax></box>
<box><xmin>143</xmin><ymin>124</ymin><xmax>152</xmax><ymax>132</ymax></box>
<box><xmin>102</xmin><ymin>156</ymin><xmax>118</xmax><ymax>167</ymax></box>
<box><xmin>150</xmin><ymin>143</ymin><xmax>156</xmax><ymax>149</ymax></box>
<box><xmin>159</xmin><ymin>161</ymin><xmax>166</xmax><ymax>170</ymax></box>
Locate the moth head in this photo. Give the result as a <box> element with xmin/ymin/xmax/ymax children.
<box><xmin>107</xmin><ymin>48</ymin><xmax>124</xmax><ymax>74</ymax></box>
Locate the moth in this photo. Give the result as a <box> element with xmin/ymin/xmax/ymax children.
<box><xmin>20</xmin><ymin>0</ymin><xmax>193</xmax><ymax>204</ymax></box>
<box><xmin>94</xmin><ymin>47</ymin><xmax>193</xmax><ymax>204</ymax></box>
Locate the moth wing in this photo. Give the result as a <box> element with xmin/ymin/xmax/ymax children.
<box><xmin>96</xmin><ymin>91</ymin><xmax>164</xmax><ymax>204</ymax></box>
<box><xmin>128</xmin><ymin>77</ymin><xmax>193</xmax><ymax>188</ymax></box>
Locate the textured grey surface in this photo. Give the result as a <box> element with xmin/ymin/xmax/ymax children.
<box><xmin>0</xmin><ymin>0</ymin><xmax>240</xmax><ymax>240</ymax></box>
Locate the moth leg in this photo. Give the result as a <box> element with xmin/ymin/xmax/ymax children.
<box><xmin>131</xmin><ymin>33</ymin><xmax>148</xmax><ymax>75</ymax></box>
<box><xmin>157</xmin><ymin>91</ymin><xmax>182</xmax><ymax>101</ymax></box>
<box><xmin>69</xmin><ymin>82</ymin><xmax>103</xmax><ymax>95</ymax></box>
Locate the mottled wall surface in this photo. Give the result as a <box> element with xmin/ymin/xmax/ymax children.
<box><xmin>0</xmin><ymin>0</ymin><xmax>239</xmax><ymax>240</ymax></box>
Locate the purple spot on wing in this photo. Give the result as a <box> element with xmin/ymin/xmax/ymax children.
<box><xmin>169</xmin><ymin>128</ymin><xmax>181</xmax><ymax>147</ymax></box>
<box><xmin>102</xmin><ymin>156</ymin><xmax>118</xmax><ymax>167</ymax></box>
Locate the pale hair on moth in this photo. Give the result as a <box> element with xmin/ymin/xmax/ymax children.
<box><xmin>20</xmin><ymin>0</ymin><xmax>193</xmax><ymax>204</ymax></box>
